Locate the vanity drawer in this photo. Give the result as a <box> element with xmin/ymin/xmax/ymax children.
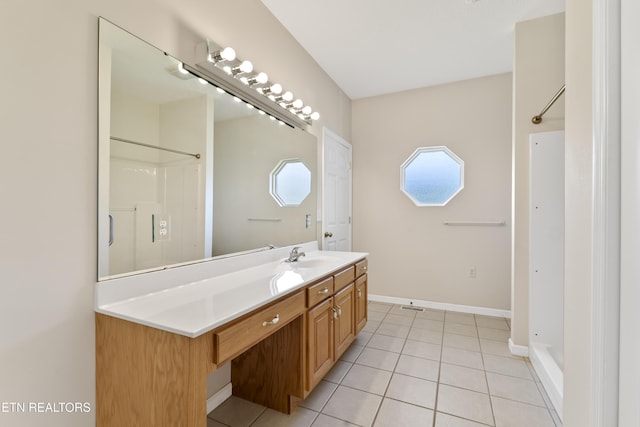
<box><xmin>334</xmin><ymin>266</ymin><xmax>355</xmax><ymax>292</ymax></box>
<box><xmin>214</xmin><ymin>291</ymin><xmax>305</xmax><ymax>364</ymax></box>
<box><xmin>307</xmin><ymin>276</ymin><xmax>334</xmax><ymax>308</ymax></box>
<box><xmin>355</xmin><ymin>259</ymin><xmax>368</xmax><ymax>278</ymax></box>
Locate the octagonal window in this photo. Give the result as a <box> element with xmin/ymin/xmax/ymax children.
<box><xmin>401</xmin><ymin>146</ymin><xmax>464</xmax><ymax>206</ymax></box>
<box><xmin>270</xmin><ymin>159</ymin><xmax>311</xmax><ymax>207</ymax></box>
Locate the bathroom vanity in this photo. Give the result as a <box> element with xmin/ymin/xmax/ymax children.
<box><xmin>95</xmin><ymin>248</ymin><xmax>368</xmax><ymax>427</ymax></box>
<box><xmin>95</xmin><ymin>19</ymin><xmax>363</xmax><ymax>426</ymax></box>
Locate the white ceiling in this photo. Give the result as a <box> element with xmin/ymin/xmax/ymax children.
<box><xmin>261</xmin><ymin>0</ymin><xmax>565</xmax><ymax>99</ymax></box>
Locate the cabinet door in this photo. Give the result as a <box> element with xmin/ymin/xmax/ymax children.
<box><xmin>334</xmin><ymin>283</ymin><xmax>355</xmax><ymax>359</ymax></box>
<box><xmin>307</xmin><ymin>298</ymin><xmax>334</xmax><ymax>390</ymax></box>
<box><xmin>355</xmin><ymin>274</ymin><xmax>368</xmax><ymax>334</ymax></box>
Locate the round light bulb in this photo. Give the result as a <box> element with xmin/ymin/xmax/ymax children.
<box><xmin>292</xmin><ymin>99</ymin><xmax>304</xmax><ymax>109</ymax></box>
<box><xmin>310</xmin><ymin>112</ymin><xmax>320</xmax><ymax>121</ymax></box>
<box><xmin>270</xmin><ymin>83</ymin><xmax>283</xmax><ymax>95</ymax></box>
<box><xmin>220</xmin><ymin>47</ymin><xmax>236</xmax><ymax>61</ymax></box>
<box><xmin>255</xmin><ymin>72</ymin><xmax>269</xmax><ymax>84</ymax></box>
<box><xmin>198</xmin><ymin>78</ymin><xmax>208</xmax><ymax>85</ymax></box>
<box><xmin>301</xmin><ymin>106</ymin><xmax>312</xmax><ymax>115</ymax></box>
<box><xmin>178</xmin><ymin>63</ymin><xmax>189</xmax><ymax>75</ymax></box>
<box><xmin>282</xmin><ymin>91</ymin><xmax>293</xmax><ymax>102</ymax></box>
<box><xmin>239</xmin><ymin>60</ymin><xmax>253</xmax><ymax>74</ymax></box>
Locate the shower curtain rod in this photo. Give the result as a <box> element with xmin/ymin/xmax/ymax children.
<box><xmin>531</xmin><ymin>84</ymin><xmax>565</xmax><ymax>124</ymax></box>
<box><xmin>110</xmin><ymin>136</ymin><xmax>201</xmax><ymax>159</ymax></box>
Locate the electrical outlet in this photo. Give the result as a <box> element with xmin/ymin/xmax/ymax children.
<box><xmin>153</xmin><ymin>215</ymin><xmax>171</xmax><ymax>241</ymax></box>
<box><xmin>469</xmin><ymin>267</ymin><xmax>477</xmax><ymax>278</ymax></box>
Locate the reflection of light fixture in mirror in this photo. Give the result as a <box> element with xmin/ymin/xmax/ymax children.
<box><xmin>208</xmin><ymin>46</ymin><xmax>236</xmax><ymax>63</ymax></box>
<box><xmin>178</xmin><ymin>62</ymin><xmax>189</xmax><ymax>75</ymax></box>
<box><xmin>198</xmin><ymin>78</ymin><xmax>208</xmax><ymax>85</ymax></box>
<box><xmin>169</xmin><ymin>62</ymin><xmax>195</xmax><ymax>80</ymax></box>
<box><xmin>230</xmin><ymin>60</ymin><xmax>253</xmax><ymax>76</ymax></box>
<box><xmin>242</xmin><ymin>72</ymin><xmax>269</xmax><ymax>86</ymax></box>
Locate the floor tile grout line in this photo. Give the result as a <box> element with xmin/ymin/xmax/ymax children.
<box><xmin>476</xmin><ymin>313</ymin><xmax>498</xmax><ymax>427</ymax></box>
<box><xmin>436</xmin><ymin>409</ymin><xmax>495</xmax><ymax>427</ymax></box>
<box><xmin>370</xmin><ymin>305</ymin><xmax>416</xmax><ymax>427</ymax></box>
<box><xmin>431</xmin><ymin>321</ymin><xmax>445</xmax><ymax>427</ymax></box>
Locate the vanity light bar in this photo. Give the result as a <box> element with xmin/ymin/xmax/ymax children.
<box><xmin>178</xmin><ymin>61</ymin><xmax>297</xmax><ymax>129</ymax></box>
<box><xmin>192</xmin><ymin>40</ymin><xmax>319</xmax><ymax>129</ymax></box>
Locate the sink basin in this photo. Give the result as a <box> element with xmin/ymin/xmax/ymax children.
<box><xmin>288</xmin><ymin>255</ymin><xmax>339</xmax><ymax>269</ymax></box>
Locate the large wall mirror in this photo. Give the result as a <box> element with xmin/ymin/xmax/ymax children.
<box><xmin>98</xmin><ymin>19</ymin><xmax>317</xmax><ymax>280</ymax></box>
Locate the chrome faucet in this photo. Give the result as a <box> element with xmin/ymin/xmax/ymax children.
<box><xmin>286</xmin><ymin>246</ymin><xmax>306</xmax><ymax>262</ymax></box>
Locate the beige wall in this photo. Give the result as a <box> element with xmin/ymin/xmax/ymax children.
<box><xmin>352</xmin><ymin>73</ymin><xmax>512</xmax><ymax>311</ymax></box>
<box><xmin>0</xmin><ymin>1</ymin><xmax>350</xmax><ymax>426</ymax></box>
<box><xmin>511</xmin><ymin>13</ymin><xmax>565</xmax><ymax>346</ymax></box>
<box><xmin>564</xmin><ymin>0</ymin><xmax>594</xmax><ymax>425</ymax></box>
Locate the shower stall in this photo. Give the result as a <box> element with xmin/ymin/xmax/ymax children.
<box><xmin>529</xmin><ymin>130</ymin><xmax>564</xmax><ymax>418</ymax></box>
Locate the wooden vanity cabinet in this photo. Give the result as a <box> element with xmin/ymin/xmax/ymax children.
<box><xmin>355</xmin><ymin>274</ymin><xmax>368</xmax><ymax>333</ymax></box>
<box><xmin>304</xmin><ymin>262</ymin><xmax>368</xmax><ymax>393</ymax></box>
<box><xmin>96</xmin><ymin>257</ymin><xmax>368</xmax><ymax>426</ymax></box>
<box><xmin>334</xmin><ymin>283</ymin><xmax>355</xmax><ymax>358</ymax></box>
<box><xmin>306</xmin><ymin>297</ymin><xmax>335</xmax><ymax>388</ymax></box>
<box><xmin>354</xmin><ymin>259</ymin><xmax>368</xmax><ymax>334</ymax></box>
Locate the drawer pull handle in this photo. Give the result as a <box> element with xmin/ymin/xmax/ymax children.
<box><xmin>361</xmin><ymin>266</ymin><xmax>367</xmax><ymax>271</ymax></box>
<box><xmin>318</xmin><ymin>288</ymin><xmax>329</xmax><ymax>295</ymax></box>
<box><xmin>358</xmin><ymin>290</ymin><xmax>362</xmax><ymax>298</ymax></box>
<box><xmin>332</xmin><ymin>307</ymin><xmax>338</xmax><ymax>319</ymax></box>
<box><xmin>336</xmin><ymin>305</ymin><xmax>342</xmax><ymax>317</ymax></box>
<box><xmin>262</xmin><ymin>314</ymin><xmax>280</xmax><ymax>327</ymax></box>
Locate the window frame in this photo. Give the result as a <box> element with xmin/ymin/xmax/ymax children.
<box><xmin>269</xmin><ymin>158</ymin><xmax>312</xmax><ymax>207</ymax></box>
<box><xmin>400</xmin><ymin>146</ymin><xmax>465</xmax><ymax>207</ymax></box>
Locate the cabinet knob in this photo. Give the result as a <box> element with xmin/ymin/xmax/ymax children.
<box><xmin>262</xmin><ymin>314</ymin><xmax>280</xmax><ymax>327</ymax></box>
<box><xmin>336</xmin><ymin>305</ymin><xmax>342</xmax><ymax>317</ymax></box>
<box><xmin>318</xmin><ymin>288</ymin><xmax>329</xmax><ymax>295</ymax></box>
<box><xmin>332</xmin><ymin>307</ymin><xmax>338</xmax><ymax>319</ymax></box>
<box><xmin>358</xmin><ymin>290</ymin><xmax>362</xmax><ymax>298</ymax></box>
<box><xmin>324</xmin><ymin>232</ymin><xmax>333</xmax><ymax>238</ymax></box>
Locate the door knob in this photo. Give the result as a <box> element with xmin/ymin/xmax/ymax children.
<box><xmin>324</xmin><ymin>232</ymin><xmax>333</xmax><ymax>238</ymax></box>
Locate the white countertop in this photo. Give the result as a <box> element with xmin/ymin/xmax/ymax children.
<box><xmin>96</xmin><ymin>249</ymin><xmax>367</xmax><ymax>337</ymax></box>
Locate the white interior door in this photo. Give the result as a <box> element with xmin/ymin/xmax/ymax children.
<box><xmin>322</xmin><ymin>128</ymin><xmax>352</xmax><ymax>251</ymax></box>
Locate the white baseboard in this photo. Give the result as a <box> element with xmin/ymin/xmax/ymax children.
<box><xmin>368</xmin><ymin>294</ymin><xmax>511</xmax><ymax>319</ymax></box>
<box><xmin>508</xmin><ymin>338</ymin><xmax>529</xmax><ymax>357</ymax></box>
<box><xmin>206</xmin><ymin>383</ymin><xmax>232</xmax><ymax>415</ymax></box>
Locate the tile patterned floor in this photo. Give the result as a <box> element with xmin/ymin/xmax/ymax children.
<box><xmin>208</xmin><ymin>302</ymin><xmax>562</xmax><ymax>427</ymax></box>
